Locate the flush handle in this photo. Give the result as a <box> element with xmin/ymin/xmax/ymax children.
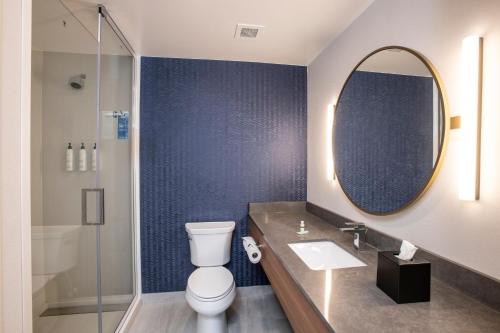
<box><xmin>82</xmin><ymin>188</ymin><xmax>105</xmax><ymax>225</ymax></box>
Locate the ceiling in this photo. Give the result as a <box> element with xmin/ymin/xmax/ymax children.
<box><xmin>80</xmin><ymin>0</ymin><xmax>374</xmax><ymax>65</ymax></box>
<box><xmin>33</xmin><ymin>0</ymin><xmax>96</xmax><ymax>54</ymax></box>
<box><xmin>33</xmin><ymin>0</ymin><xmax>132</xmax><ymax>56</ymax></box>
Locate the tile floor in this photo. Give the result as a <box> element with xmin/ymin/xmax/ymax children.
<box><xmin>127</xmin><ymin>285</ymin><xmax>292</xmax><ymax>333</ymax></box>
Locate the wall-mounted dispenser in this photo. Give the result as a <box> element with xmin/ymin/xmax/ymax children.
<box><xmin>92</xmin><ymin>143</ymin><xmax>97</xmax><ymax>171</ymax></box>
<box><xmin>79</xmin><ymin>143</ymin><xmax>87</xmax><ymax>171</ymax></box>
<box><xmin>66</xmin><ymin>143</ymin><xmax>74</xmax><ymax>171</ymax></box>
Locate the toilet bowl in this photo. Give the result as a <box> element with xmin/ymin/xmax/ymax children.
<box><xmin>185</xmin><ymin>221</ymin><xmax>236</xmax><ymax>333</ymax></box>
<box><xmin>186</xmin><ymin>267</ymin><xmax>236</xmax><ymax>332</ymax></box>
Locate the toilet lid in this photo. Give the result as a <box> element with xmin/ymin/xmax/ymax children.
<box><xmin>187</xmin><ymin>267</ymin><xmax>234</xmax><ymax>299</ymax></box>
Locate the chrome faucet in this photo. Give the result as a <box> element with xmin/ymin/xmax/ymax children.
<box><xmin>340</xmin><ymin>222</ymin><xmax>368</xmax><ymax>251</ymax></box>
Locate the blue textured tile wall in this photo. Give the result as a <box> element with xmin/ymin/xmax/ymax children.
<box><xmin>140</xmin><ymin>57</ymin><xmax>307</xmax><ymax>293</ymax></box>
<box><xmin>334</xmin><ymin>71</ymin><xmax>434</xmax><ymax>214</ymax></box>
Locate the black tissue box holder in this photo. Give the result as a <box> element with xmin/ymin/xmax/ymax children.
<box><xmin>376</xmin><ymin>251</ymin><xmax>431</xmax><ymax>304</ymax></box>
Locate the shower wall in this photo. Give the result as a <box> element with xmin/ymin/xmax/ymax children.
<box><xmin>31</xmin><ymin>51</ymin><xmax>133</xmax><ymax>309</ymax></box>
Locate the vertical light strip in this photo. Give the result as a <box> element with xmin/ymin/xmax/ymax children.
<box><xmin>459</xmin><ymin>36</ymin><xmax>483</xmax><ymax>201</ymax></box>
<box><xmin>326</xmin><ymin>104</ymin><xmax>336</xmax><ymax>181</ymax></box>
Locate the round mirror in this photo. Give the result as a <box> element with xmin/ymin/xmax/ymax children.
<box><xmin>334</xmin><ymin>47</ymin><xmax>448</xmax><ymax>215</ymax></box>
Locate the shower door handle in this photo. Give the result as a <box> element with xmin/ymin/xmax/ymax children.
<box><xmin>82</xmin><ymin>188</ymin><xmax>105</xmax><ymax>225</ymax></box>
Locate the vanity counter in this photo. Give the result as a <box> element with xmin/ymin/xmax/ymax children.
<box><xmin>248</xmin><ymin>201</ymin><xmax>500</xmax><ymax>333</ymax></box>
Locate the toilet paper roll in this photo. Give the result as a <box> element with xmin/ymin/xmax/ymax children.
<box><xmin>242</xmin><ymin>236</ymin><xmax>261</xmax><ymax>264</ymax></box>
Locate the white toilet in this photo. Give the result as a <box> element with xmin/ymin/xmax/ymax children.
<box><xmin>185</xmin><ymin>221</ymin><xmax>236</xmax><ymax>333</ymax></box>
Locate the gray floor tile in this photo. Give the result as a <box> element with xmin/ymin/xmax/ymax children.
<box><xmin>128</xmin><ymin>285</ymin><xmax>292</xmax><ymax>333</ymax></box>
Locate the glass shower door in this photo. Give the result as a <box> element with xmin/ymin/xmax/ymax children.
<box><xmin>31</xmin><ymin>1</ymin><xmax>100</xmax><ymax>332</ymax></box>
<box><xmin>95</xmin><ymin>8</ymin><xmax>135</xmax><ymax>332</ymax></box>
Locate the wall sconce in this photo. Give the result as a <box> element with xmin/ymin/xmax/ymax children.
<box><xmin>458</xmin><ymin>36</ymin><xmax>483</xmax><ymax>201</ymax></box>
<box><xmin>326</xmin><ymin>104</ymin><xmax>336</xmax><ymax>181</ymax></box>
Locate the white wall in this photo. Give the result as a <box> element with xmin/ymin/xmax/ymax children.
<box><xmin>308</xmin><ymin>0</ymin><xmax>500</xmax><ymax>280</ymax></box>
<box><xmin>0</xmin><ymin>0</ymin><xmax>33</xmax><ymax>331</ymax></box>
<box><xmin>0</xmin><ymin>0</ymin><xmax>3</xmax><ymax>329</ymax></box>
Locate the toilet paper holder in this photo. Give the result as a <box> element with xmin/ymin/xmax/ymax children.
<box><xmin>242</xmin><ymin>236</ymin><xmax>263</xmax><ymax>247</ymax></box>
<box><xmin>242</xmin><ymin>236</ymin><xmax>263</xmax><ymax>263</ymax></box>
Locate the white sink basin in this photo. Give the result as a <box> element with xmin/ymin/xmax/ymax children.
<box><xmin>288</xmin><ymin>241</ymin><xmax>366</xmax><ymax>270</ymax></box>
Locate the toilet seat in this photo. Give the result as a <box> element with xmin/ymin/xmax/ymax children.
<box><xmin>187</xmin><ymin>267</ymin><xmax>234</xmax><ymax>302</ymax></box>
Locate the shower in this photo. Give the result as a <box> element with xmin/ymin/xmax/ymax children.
<box><xmin>31</xmin><ymin>2</ymin><xmax>136</xmax><ymax>332</ymax></box>
<box><xmin>68</xmin><ymin>73</ymin><xmax>86</xmax><ymax>89</ymax></box>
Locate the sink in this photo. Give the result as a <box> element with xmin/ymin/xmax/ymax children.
<box><xmin>288</xmin><ymin>241</ymin><xmax>367</xmax><ymax>270</ymax></box>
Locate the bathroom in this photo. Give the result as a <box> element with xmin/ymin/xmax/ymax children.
<box><xmin>1</xmin><ymin>0</ymin><xmax>500</xmax><ymax>332</ymax></box>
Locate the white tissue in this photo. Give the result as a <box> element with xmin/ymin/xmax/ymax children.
<box><xmin>242</xmin><ymin>236</ymin><xmax>261</xmax><ymax>264</ymax></box>
<box><xmin>395</xmin><ymin>240</ymin><xmax>418</xmax><ymax>261</ymax></box>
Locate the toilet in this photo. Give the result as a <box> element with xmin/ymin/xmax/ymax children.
<box><xmin>185</xmin><ymin>221</ymin><xmax>236</xmax><ymax>333</ymax></box>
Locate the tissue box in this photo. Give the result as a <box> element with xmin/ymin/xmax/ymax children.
<box><xmin>376</xmin><ymin>251</ymin><xmax>431</xmax><ymax>304</ymax></box>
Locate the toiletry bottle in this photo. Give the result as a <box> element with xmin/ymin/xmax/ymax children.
<box><xmin>79</xmin><ymin>143</ymin><xmax>87</xmax><ymax>171</ymax></box>
<box><xmin>353</xmin><ymin>233</ymin><xmax>360</xmax><ymax>250</ymax></box>
<box><xmin>91</xmin><ymin>143</ymin><xmax>97</xmax><ymax>171</ymax></box>
<box><xmin>66</xmin><ymin>143</ymin><xmax>73</xmax><ymax>171</ymax></box>
<box><xmin>296</xmin><ymin>220</ymin><xmax>309</xmax><ymax>235</ymax></box>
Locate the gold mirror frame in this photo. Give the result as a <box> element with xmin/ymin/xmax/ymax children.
<box><xmin>333</xmin><ymin>46</ymin><xmax>450</xmax><ymax>216</ymax></box>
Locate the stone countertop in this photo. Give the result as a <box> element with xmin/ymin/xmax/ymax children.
<box><xmin>248</xmin><ymin>201</ymin><xmax>500</xmax><ymax>333</ymax></box>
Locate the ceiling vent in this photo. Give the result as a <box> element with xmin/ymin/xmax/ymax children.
<box><xmin>234</xmin><ymin>24</ymin><xmax>264</xmax><ymax>39</ymax></box>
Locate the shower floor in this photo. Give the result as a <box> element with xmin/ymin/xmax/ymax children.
<box><xmin>34</xmin><ymin>311</ymin><xmax>125</xmax><ymax>333</ymax></box>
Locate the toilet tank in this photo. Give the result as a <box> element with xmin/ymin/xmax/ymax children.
<box><xmin>186</xmin><ymin>221</ymin><xmax>235</xmax><ymax>267</ymax></box>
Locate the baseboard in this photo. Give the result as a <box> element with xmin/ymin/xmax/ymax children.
<box><xmin>306</xmin><ymin>201</ymin><xmax>500</xmax><ymax>312</ymax></box>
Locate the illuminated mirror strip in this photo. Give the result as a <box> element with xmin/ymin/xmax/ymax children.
<box><xmin>459</xmin><ymin>36</ymin><xmax>483</xmax><ymax>201</ymax></box>
<box><xmin>327</xmin><ymin>104</ymin><xmax>335</xmax><ymax>181</ymax></box>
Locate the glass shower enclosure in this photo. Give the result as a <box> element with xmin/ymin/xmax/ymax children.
<box><xmin>31</xmin><ymin>1</ymin><xmax>136</xmax><ymax>332</ymax></box>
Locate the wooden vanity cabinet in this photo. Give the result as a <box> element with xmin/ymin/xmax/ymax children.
<box><xmin>249</xmin><ymin>219</ymin><xmax>331</xmax><ymax>333</ymax></box>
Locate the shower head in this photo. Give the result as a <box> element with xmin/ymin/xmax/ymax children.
<box><xmin>69</xmin><ymin>74</ymin><xmax>86</xmax><ymax>89</ymax></box>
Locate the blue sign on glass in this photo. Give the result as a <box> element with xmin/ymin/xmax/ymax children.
<box><xmin>117</xmin><ymin>113</ymin><xmax>129</xmax><ymax>140</ymax></box>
